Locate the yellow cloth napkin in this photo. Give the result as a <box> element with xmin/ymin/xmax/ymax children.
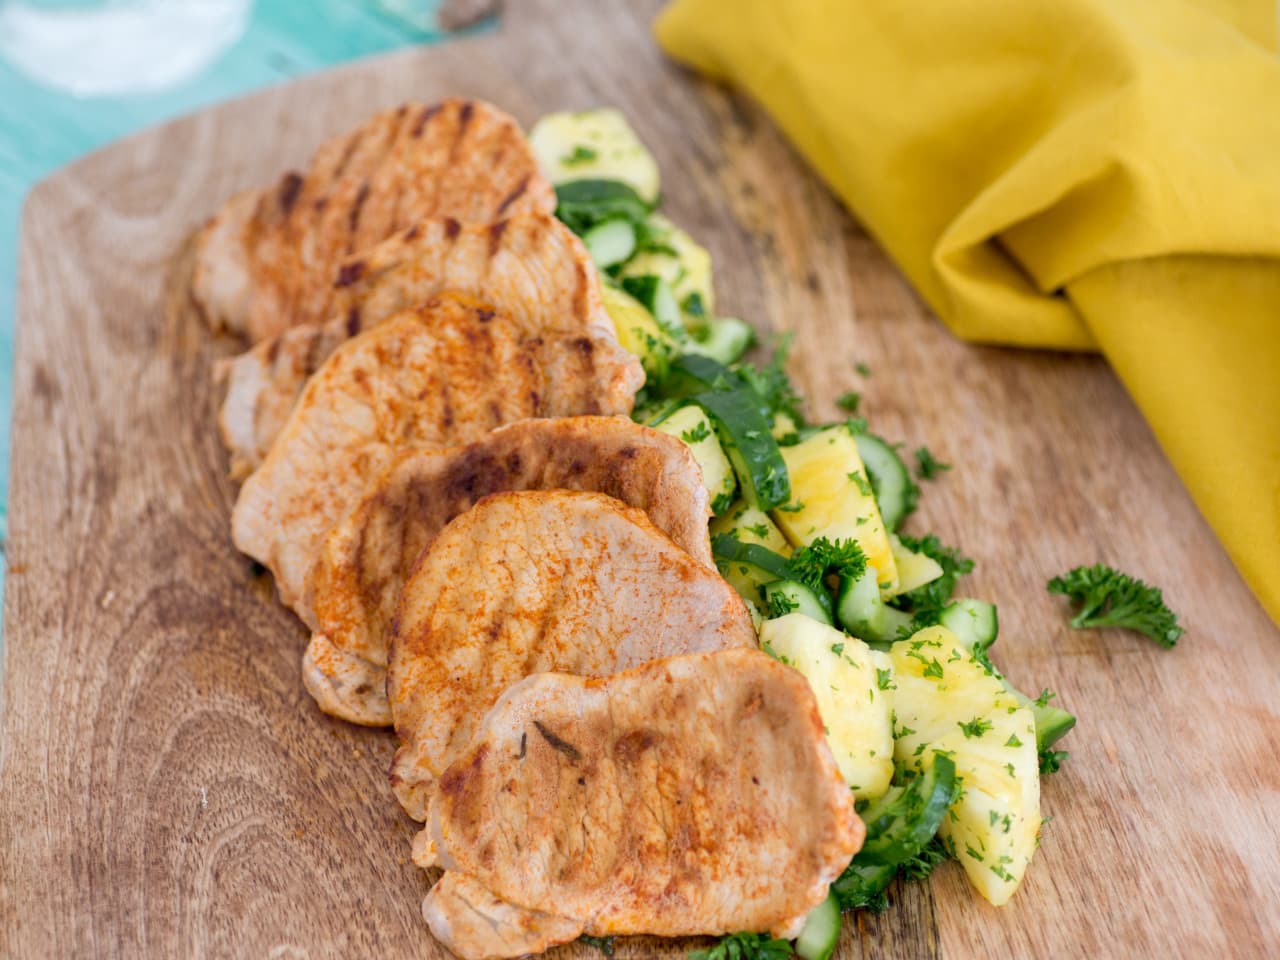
<box><xmin>656</xmin><ymin>0</ymin><xmax>1280</xmax><ymax>626</ymax></box>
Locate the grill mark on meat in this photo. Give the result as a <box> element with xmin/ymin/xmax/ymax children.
<box><xmin>572</xmin><ymin>257</ymin><xmax>590</xmax><ymax>321</ymax></box>
<box><xmin>532</xmin><ymin>721</ymin><xmax>581</xmax><ymax>763</ymax></box>
<box><xmin>332</xmin><ymin>131</ymin><xmax>363</xmax><ymax>179</ymax></box>
<box><xmin>265</xmin><ymin>335</ymin><xmax>282</xmax><ymax>366</ymax></box>
<box><xmin>476</xmin><ymin>309</ymin><xmax>495</xmax><ymax>323</ymax></box>
<box><xmin>336</xmin><ymin>260</ymin><xmax>366</xmax><ymax>287</ymax></box>
<box><xmin>345</xmin><ymin>306</ymin><xmax>362</xmax><ymax>338</ymax></box>
<box><xmin>448</xmin><ymin>102</ymin><xmax>475</xmax><ymax>163</ymax></box>
<box><xmin>495</xmin><ymin>174</ymin><xmax>530</xmax><ymax>217</ymax></box>
<box><xmin>517</xmin><ymin>732</ymin><xmax>527</xmax><ymax>760</ymax></box>
<box><xmin>277</xmin><ymin>172</ymin><xmax>304</xmax><ymax>214</ymax></box>
<box><xmin>444</xmin><ymin>217</ymin><xmax>461</xmax><ymax>240</ymax></box>
<box><xmin>412</xmin><ymin>102</ymin><xmax>442</xmax><ymax>137</ymax></box>
<box><xmin>347</xmin><ymin>182</ymin><xmax>371</xmax><ymax>250</ymax></box>
<box><xmin>486</xmin><ymin>219</ymin><xmax>509</xmax><ymax>257</ymax></box>
<box><xmin>404</xmin><ymin>224</ymin><xmax>420</xmax><ymax>242</ymax></box>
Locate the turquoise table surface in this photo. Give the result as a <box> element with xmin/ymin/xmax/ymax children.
<box><xmin>0</xmin><ymin>0</ymin><xmax>477</xmax><ymax>609</ymax></box>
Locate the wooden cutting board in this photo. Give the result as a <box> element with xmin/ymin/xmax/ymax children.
<box><xmin>3</xmin><ymin>1</ymin><xmax>1277</xmax><ymax>956</ymax></box>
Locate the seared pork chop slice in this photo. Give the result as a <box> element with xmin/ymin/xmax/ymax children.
<box><xmin>417</xmin><ymin>649</ymin><xmax>864</xmax><ymax>959</ymax></box>
<box><xmin>305</xmin><ymin>416</ymin><xmax>714</xmax><ymax>727</ymax></box>
<box><xmin>231</xmin><ymin>297</ymin><xmax>642</xmax><ymax>624</ymax></box>
<box><xmin>192</xmin><ymin>98</ymin><xmax>553</xmax><ymax>342</ymax></box>
<box><xmin>386</xmin><ymin>490</ymin><xmax>755</xmax><ymax>821</ymax></box>
<box><xmin>219</xmin><ymin>213</ymin><xmax>608</xmax><ymax>479</ymax></box>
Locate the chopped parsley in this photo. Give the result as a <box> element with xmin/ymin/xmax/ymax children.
<box><xmin>681</xmin><ymin>291</ymin><xmax>707</xmax><ymax>318</ymax></box>
<box><xmin>836</xmin><ymin>391</ymin><xmax>861</xmax><ymax>414</ymax></box>
<box><xmin>1039</xmin><ymin>749</ymin><xmax>1069</xmax><ymax>775</ymax></box>
<box><xmin>914</xmin><ymin>446</ymin><xmax>951</xmax><ymax>481</ymax></box>
<box><xmin>855</xmin><ymin>361</ymin><xmax>872</xmax><ymax>377</ymax></box>
<box><xmin>561</xmin><ymin>145</ymin><xmax>598</xmax><ymax>165</ymax></box>
<box><xmin>580</xmin><ymin>935</ymin><xmax>615</xmax><ymax>956</ymax></box>
<box><xmin>876</xmin><ymin>667</ymin><xmax>896</xmax><ymax>691</ymax></box>
<box><xmin>958</xmin><ymin>717</ymin><xmax>992</xmax><ymax>739</ymax></box>
<box><xmin>680</xmin><ymin>421</ymin><xmax>711</xmax><ymax>444</ymax></box>
<box><xmin>848</xmin><ymin>470</ymin><xmax>873</xmax><ymax>496</ymax></box>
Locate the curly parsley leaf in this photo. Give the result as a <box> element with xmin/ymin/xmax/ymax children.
<box><xmin>784</xmin><ymin>537</ymin><xmax>867</xmax><ymax>592</ymax></box>
<box><xmin>1047</xmin><ymin>564</ymin><xmax>1183</xmax><ymax>648</ymax></box>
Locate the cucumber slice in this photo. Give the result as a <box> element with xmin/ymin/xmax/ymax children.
<box><xmin>621</xmin><ymin>274</ymin><xmax>681</xmax><ymax>334</ymax></box>
<box><xmin>836</xmin><ymin>566</ymin><xmax>912</xmax><ymax>646</ymax></box>
<box><xmin>1009</xmin><ymin>687</ymin><xmax>1077</xmax><ymax>752</ymax></box>
<box><xmin>855</xmin><ymin>752</ymin><xmax>958</xmax><ymax>866</ymax></box>
<box><xmin>684</xmin><ymin>317</ymin><xmax>755</xmax><ymax>365</ymax></box>
<box><xmin>581</xmin><ymin>218</ymin><xmax>636</xmax><ymax>268</ymax></box>
<box><xmin>832</xmin><ymin>753</ymin><xmax>957</xmax><ymax>911</ymax></box>
<box><xmin>855</xmin><ymin>433</ymin><xmax>918</xmax><ymax>531</ymax></box>
<box><xmin>695</xmin><ymin>389</ymin><xmax>790</xmax><ymax>510</ymax></box>
<box><xmin>938</xmin><ymin>599</ymin><xmax>998</xmax><ymax>655</ymax></box>
<box><xmin>712</xmin><ymin>533</ymin><xmax>792</xmax><ymax>603</ymax></box>
<box><xmin>760</xmin><ymin>579</ymin><xmax>833</xmax><ymax>624</ymax></box>
<box><xmin>654</xmin><ymin>353</ymin><xmax>744</xmax><ymax>399</ymax></box>
<box><xmin>794</xmin><ymin>893</ymin><xmax>840</xmax><ymax>960</ymax></box>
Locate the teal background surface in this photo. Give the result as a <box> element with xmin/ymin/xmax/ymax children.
<box><xmin>0</xmin><ymin>0</ymin><xmax>468</xmax><ymax>606</ymax></box>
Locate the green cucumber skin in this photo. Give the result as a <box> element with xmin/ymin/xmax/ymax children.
<box><xmin>761</xmin><ymin>579</ymin><xmax>834</xmax><ymax>625</ymax></box>
<box><xmin>694</xmin><ymin>389</ymin><xmax>791</xmax><ymax>510</ymax></box>
<box><xmin>654</xmin><ymin>353</ymin><xmax>745</xmax><ymax>399</ymax></box>
<box><xmin>855</xmin><ymin>753</ymin><xmax>957</xmax><ymax>866</ymax></box>
<box><xmin>710</xmin><ymin>534</ymin><xmax>792</xmax><ymax>582</ymax></box>
<box><xmin>854</xmin><ymin>433</ymin><xmax>917</xmax><ymax>531</ymax></box>
<box><xmin>793</xmin><ymin>893</ymin><xmax>841</xmax><ymax>960</ymax></box>
<box><xmin>836</xmin><ymin>568</ymin><xmax>912</xmax><ymax>645</ymax></box>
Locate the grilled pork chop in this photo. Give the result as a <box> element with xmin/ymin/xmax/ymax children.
<box><xmin>192</xmin><ymin>98</ymin><xmax>553</xmax><ymax>342</ymax></box>
<box><xmin>231</xmin><ymin>298</ymin><xmax>642</xmax><ymax>624</ymax></box>
<box><xmin>305</xmin><ymin>417</ymin><xmax>715</xmax><ymax>727</ymax></box>
<box><xmin>386</xmin><ymin>491</ymin><xmax>756</xmax><ymax>821</ymax></box>
<box><xmin>218</xmin><ymin>213</ymin><xmax>608</xmax><ymax>479</ymax></box>
<box><xmin>416</xmin><ymin>649</ymin><xmax>864</xmax><ymax>959</ymax></box>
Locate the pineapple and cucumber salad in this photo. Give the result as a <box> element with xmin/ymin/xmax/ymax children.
<box><xmin>531</xmin><ymin>109</ymin><xmax>1075</xmax><ymax>946</ymax></box>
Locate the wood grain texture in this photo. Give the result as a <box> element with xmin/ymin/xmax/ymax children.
<box><xmin>3</xmin><ymin>1</ymin><xmax>1278</xmax><ymax>957</ymax></box>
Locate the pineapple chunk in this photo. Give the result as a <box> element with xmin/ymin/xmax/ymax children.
<box><xmin>601</xmin><ymin>282</ymin><xmax>677</xmax><ymax>381</ymax></box>
<box><xmin>529</xmin><ymin>108</ymin><xmax>660</xmax><ymax>203</ymax></box>
<box><xmin>885</xmin><ymin>533</ymin><xmax>944</xmax><ymax>597</ymax></box>
<box><xmin>772</xmin><ymin>424</ymin><xmax>899</xmax><ymax>593</ymax></box>
<box><xmin>619</xmin><ymin>214</ymin><xmax>715</xmax><ymax>318</ymax></box>
<box><xmin>651</xmin><ymin>405</ymin><xmax>736</xmax><ymax>513</ymax></box>
<box><xmin>710</xmin><ymin>501</ymin><xmax>792</xmax><ymax>556</ymax></box>
<box><xmin>890</xmin><ymin>626</ymin><xmax>1042</xmax><ymax>906</ymax></box>
<box><xmin>760</xmin><ymin>614</ymin><xmax>895</xmax><ymax>800</ymax></box>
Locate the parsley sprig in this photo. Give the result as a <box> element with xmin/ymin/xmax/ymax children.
<box><xmin>1047</xmin><ymin>564</ymin><xmax>1183</xmax><ymax>648</ymax></box>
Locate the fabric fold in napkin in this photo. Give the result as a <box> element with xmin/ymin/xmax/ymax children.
<box><xmin>655</xmin><ymin>0</ymin><xmax>1280</xmax><ymax>626</ymax></box>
